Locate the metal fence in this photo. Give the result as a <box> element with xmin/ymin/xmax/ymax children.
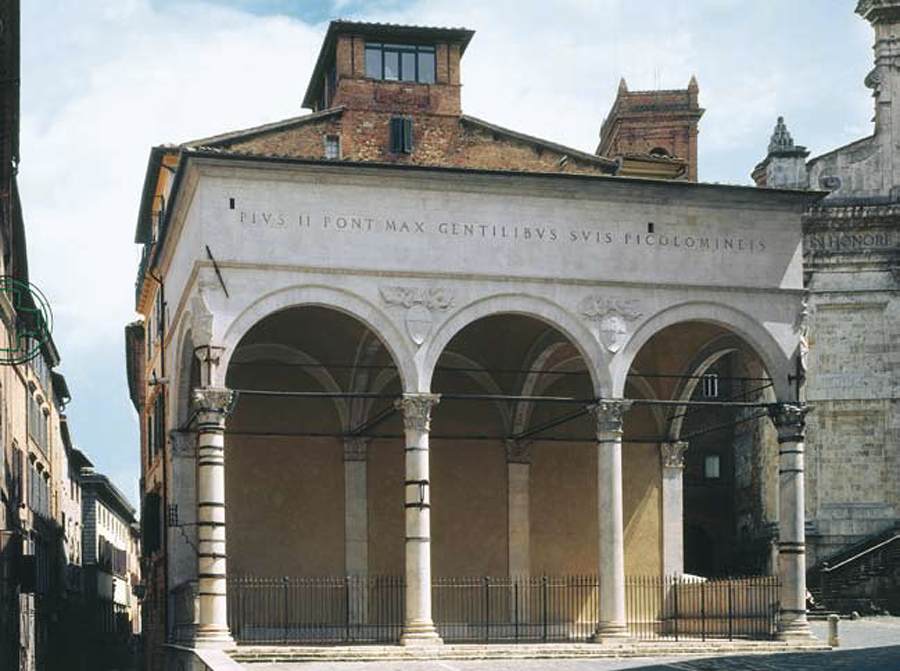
<box><xmin>626</xmin><ymin>575</ymin><xmax>779</xmax><ymax>640</ymax></box>
<box><xmin>225</xmin><ymin>574</ymin><xmax>779</xmax><ymax>645</ymax></box>
<box><xmin>433</xmin><ymin>576</ymin><xmax>600</xmax><ymax>642</ymax></box>
<box><xmin>228</xmin><ymin>575</ymin><xmax>403</xmax><ymax>644</ymax></box>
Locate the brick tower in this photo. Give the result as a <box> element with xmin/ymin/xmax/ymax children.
<box><xmin>597</xmin><ymin>77</ymin><xmax>704</xmax><ymax>181</ymax></box>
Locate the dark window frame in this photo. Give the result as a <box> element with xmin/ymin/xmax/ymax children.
<box><xmin>364</xmin><ymin>42</ymin><xmax>436</xmax><ymax>84</ymax></box>
<box><xmin>389</xmin><ymin>117</ymin><xmax>414</xmax><ymax>154</ymax></box>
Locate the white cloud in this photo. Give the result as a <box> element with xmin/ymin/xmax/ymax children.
<box><xmin>15</xmin><ymin>0</ymin><xmax>876</xmax><ymax>498</ymax></box>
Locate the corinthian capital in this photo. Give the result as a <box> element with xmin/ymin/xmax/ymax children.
<box><xmin>343</xmin><ymin>437</ymin><xmax>370</xmax><ymax>462</ymax></box>
<box><xmin>660</xmin><ymin>441</ymin><xmax>688</xmax><ymax>469</ymax></box>
<box><xmin>192</xmin><ymin>387</ymin><xmax>236</xmax><ymax>417</ymax></box>
<box><xmin>768</xmin><ymin>403</ymin><xmax>810</xmax><ymax>443</ymax></box>
<box><xmin>587</xmin><ymin>399</ymin><xmax>633</xmax><ymax>438</ymax></box>
<box><xmin>394</xmin><ymin>393</ymin><xmax>440</xmax><ymax>433</ymax></box>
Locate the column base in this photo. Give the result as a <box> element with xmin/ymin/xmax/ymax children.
<box><xmin>777</xmin><ymin>614</ymin><xmax>815</xmax><ymax>642</ymax></box>
<box><xmin>400</xmin><ymin>620</ymin><xmax>443</xmax><ymax>646</ymax></box>
<box><xmin>192</xmin><ymin>625</ymin><xmax>235</xmax><ymax>649</ymax></box>
<box><xmin>591</xmin><ymin>621</ymin><xmax>631</xmax><ymax>644</ymax></box>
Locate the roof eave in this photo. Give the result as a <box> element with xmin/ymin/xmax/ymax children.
<box><xmin>134</xmin><ymin>146</ymin><xmax>169</xmax><ymax>244</ymax></box>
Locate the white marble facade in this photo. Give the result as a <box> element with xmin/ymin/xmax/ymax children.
<box><xmin>159</xmin><ymin>155</ymin><xmax>816</xmax><ymax>644</ymax></box>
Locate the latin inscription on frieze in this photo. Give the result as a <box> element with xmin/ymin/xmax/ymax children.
<box><xmin>237</xmin><ymin>210</ymin><xmax>769</xmax><ymax>254</ymax></box>
<box><xmin>806</xmin><ymin>232</ymin><xmax>892</xmax><ymax>251</ymax></box>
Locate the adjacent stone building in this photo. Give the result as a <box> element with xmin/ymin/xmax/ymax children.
<box><xmin>751</xmin><ymin>0</ymin><xmax>900</xmax><ymax>608</ymax></box>
<box><xmin>80</xmin><ymin>468</ymin><xmax>141</xmax><ymax>669</ymax></box>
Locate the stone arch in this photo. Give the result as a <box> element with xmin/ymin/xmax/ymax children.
<box><xmin>421</xmin><ymin>293</ymin><xmax>609</xmax><ymax>396</ymax></box>
<box><xmin>219</xmin><ymin>285</ymin><xmax>417</xmax><ymax>391</ymax></box>
<box><xmin>612</xmin><ymin>301</ymin><xmax>793</xmax><ymax>399</ymax></box>
<box><xmin>512</xmin><ymin>348</ymin><xmax>586</xmax><ymax>437</ymax></box>
<box><xmin>622</xmin><ymin>367</ymin><xmax>666</xmax><ymax>435</ymax></box>
<box><xmin>172</xmin><ymin>323</ymin><xmax>200</xmax><ymax>429</ymax></box>
<box><xmin>230</xmin><ymin>343</ymin><xmax>350</xmax><ymax>431</ymax></box>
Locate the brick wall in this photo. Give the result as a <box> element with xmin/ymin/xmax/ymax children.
<box><xmin>224</xmin><ymin>111</ymin><xmax>610</xmax><ymax>175</ymax></box>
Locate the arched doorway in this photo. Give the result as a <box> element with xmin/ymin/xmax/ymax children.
<box><xmin>623</xmin><ymin>321</ymin><xmax>779</xmax><ymax>578</ymax></box>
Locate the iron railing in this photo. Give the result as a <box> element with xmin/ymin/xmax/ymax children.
<box><xmin>226</xmin><ymin>574</ymin><xmax>779</xmax><ymax>645</ymax></box>
<box><xmin>626</xmin><ymin>575</ymin><xmax>779</xmax><ymax>640</ymax></box>
<box><xmin>433</xmin><ymin>575</ymin><xmax>599</xmax><ymax>642</ymax></box>
<box><xmin>228</xmin><ymin>575</ymin><xmax>404</xmax><ymax>644</ymax></box>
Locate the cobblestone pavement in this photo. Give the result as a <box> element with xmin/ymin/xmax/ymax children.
<box><xmin>249</xmin><ymin>618</ymin><xmax>900</xmax><ymax>670</ymax></box>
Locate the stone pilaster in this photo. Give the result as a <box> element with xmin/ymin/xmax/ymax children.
<box><xmin>660</xmin><ymin>441</ymin><xmax>688</xmax><ymax>577</ymax></box>
<box><xmin>343</xmin><ymin>437</ymin><xmax>370</xmax><ymax>576</ymax></box>
<box><xmin>169</xmin><ymin>430</ymin><xmax>199</xmax><ymax>643</ymax></box>
<box><xmin>344</xmin><ymin>437</ymin><xmax>369</xmax><ymax>625</ymax></box>
<box><xmin>395</xmin><ymin>393</ymin><xmax>442</xmax><ymax>645</ymax></box>
<box><xmin>769</xmin><ymin>402</ymin><xmax>814</xmax><ymax>641</ymax></box>
<box><xmin>505</xmin><ymin>439</ymin><xmax>531</xmax><ymax>577</ymax></box>
<box><xmin>587</xmin><ymin>399</ymin><xmax>632</xmax><ymax>641</ymax></box>
<box><xmin>192</xmin><ymin>387</ymin><xmax>235</xmax><ymax>647</ymax></box>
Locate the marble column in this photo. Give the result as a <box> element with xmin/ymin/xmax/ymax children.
<box><xmin>395</xmin><ymin>393</ymin><xmax>442</xmax><ymax>646</ymax></box>
<box><xmin>192</xmin><ymin>387</ymin><xmax>235</xmax><ymax>647</ymax></box>
<box><xmin>588</xmin><ymin>400</ymin><xmax>632</xmax><ymax>641</ymax></box>
<box><xmin>506</xmin><ymin>440</ymin><xmax>531</xmax><ymax>577</ymax></box>
<box><xmin>660</xmin><ymin>441</ymin><xmax>688</xmax><ymax>577</ymax></box>
<box><xmin>769</xmin><ymin>402</ymin><xmax>813</xmax><ymax>640</ymax></box>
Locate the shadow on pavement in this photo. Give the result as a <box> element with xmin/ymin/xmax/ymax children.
<box><xmin>628</xmin><ymin>645</ymin><xmax>900</xmax><ymax>670</ymax></box>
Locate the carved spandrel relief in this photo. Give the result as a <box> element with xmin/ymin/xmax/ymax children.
<box><xmin>579</xmin><ymin>296</ymin><xmax>643</xmax><ymax>353</ymax></box>
<box><xmin>380</xmin><ymin>286</ymin><xmax>455</xmax><ymax>346</ymax></box>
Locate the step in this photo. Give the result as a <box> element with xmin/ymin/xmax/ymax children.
<box><xmin>228</xmin><ymin>640</ymin><xmax>829</xmax><ymax>664</ymax></box>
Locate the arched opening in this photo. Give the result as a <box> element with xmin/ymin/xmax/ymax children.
<box><xmin>428</xmin><ymin>313</ymin><xmax>600</xmax><ymax>577</ymax></box>
<box><xmin>222</xmin><ymin>305</ymin><xmax>405</xmax><ymax>578</ymax></box>
<box><xmin>625</xmin><ymin>321</ymin><xmax>779</xmax><ymax>578</ymax></box>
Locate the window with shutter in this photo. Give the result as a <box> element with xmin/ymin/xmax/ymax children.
<box><xmin>390</xmin><ymin>117</ymin><xmax>413</xmax><ymax>154</ymax></box>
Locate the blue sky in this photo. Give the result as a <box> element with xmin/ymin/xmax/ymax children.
<box><xmin>17</xmin><ymin>1</ymin><xmax>873</xmax><ymax>505</ymax></box>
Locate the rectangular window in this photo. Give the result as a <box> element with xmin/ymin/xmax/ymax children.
<box><xmin>401</xmin><ymin>51</ymin><xmax>416</xmax><ymax>81</ymax></box>
<box><xmin>27</xmin><ymin>395</ymin><xmax>48</xmax><ymax>454</ymax></box>
<box><xmin>324</xmin><ymin>135</ymin><xmax>341</xmax><ymax>160</ymax></box>
<box><xmin>418</xmin><ymin>50</ymin><xmax>435</xmax><ymax>83</ymax></box>
<box><xmin>11</xmin><ymin>445</ymin><xmax>22</xmax><ymax>503</ymax></box>
<box><xmin>384</xmin><ymin>50</ymin><xmax>399</xmax><ymax>80</ymax></box>
<box><xmin>390</xmin><ymin>117</ymin><xmax>413</xmax><ymax>154</ymax></box>
<box><xmin>704</xmin><ymin>454</ymin><xmax>721</xmax><ymax>480</ymax></box>
<box><xmin>365</xmin><ymin>42</ymin><xmax>436</xmax><ymax>84</ymax></box>
<box><xmin>155</xmin><ymin>288</ymin><xmax>165</xmax><ymax>340</ymax></box>
<box><xmin>365</xmin><ymin>45</ymin><xmax>382</xmax><ymax>79</ymax></box>
<box><xmin>702</xmin><ymin>373</ymin><xmax>719</xmax><ymax>398</ymax></box>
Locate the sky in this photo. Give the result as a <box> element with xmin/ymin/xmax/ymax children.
<box><xmin>17</xmin><ymin>0</ymin><xmax>874</xmax><ymax>506</ymax></box>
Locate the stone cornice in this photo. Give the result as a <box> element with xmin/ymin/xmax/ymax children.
<box><xmin>805</xmin><ymin>202</ymin><xmax>900</xmax><ymax>224</ymax></box>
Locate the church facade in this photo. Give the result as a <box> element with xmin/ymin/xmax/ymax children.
<box><xmin>752</xmin><ymin>0</ymin><xmax>900</xmax><ymax>600</ymax></box>
<box><xmin>128</xmin><ymin>19</ymin><xmax>819</xmax><ymax>668</ymax></box>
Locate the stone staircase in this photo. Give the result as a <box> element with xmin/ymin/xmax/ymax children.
<box><xmin>808</xmin><ymin>523</ymin><xmax>900</xmax><ymax>615</ymax></box>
